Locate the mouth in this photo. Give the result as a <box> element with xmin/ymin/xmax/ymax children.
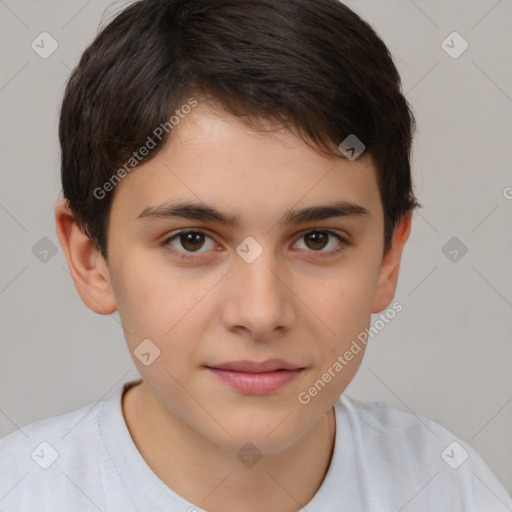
<box><xmin>206</xmin><ymin>358</ymin><xmax>303</xmax><ymax>373</ymax></box>
<box><xmin>204</xmin><ymin>359</ymin><xmax>305</xmax><ymax>394</ymax></box>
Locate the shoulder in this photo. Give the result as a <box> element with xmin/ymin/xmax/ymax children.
<box><xmin>0</xmin><ymin>398</ymin><xmax>104</xmax><ymax>459</ymax></box>
<box><xmin>340</xmin><ymin>394</ymin><xmax>441</xmax><ymax>439</ymax></box>
<box><xmin>338</xmin><ymin>395</ymin><xmax>455</xmax><ymax>474</ymax></box>
<box><xmin>0</xmin><ymin>398</ymin><xmax>108</xmax><ymax>465</ymax></box>
<box><xmin>0</xmin><ymin>398</ymin><xmax>112</xmax><ymax>510</ymax></box>
<box><xmin>336</xmin><ymin>395</ymin><xmax>512</xmax><ymax>511</ymax></box>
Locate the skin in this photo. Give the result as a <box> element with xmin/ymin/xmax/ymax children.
<box><xmin>55</xmin><ymin>100</ymin><xmax>412</xmax><ymax>512</ymax></box>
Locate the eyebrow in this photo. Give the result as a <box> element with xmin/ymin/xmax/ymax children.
<box><xmin>136</xmin><ymin>200</ymin><xmax>371</xmax><ymax>226</ymax></box>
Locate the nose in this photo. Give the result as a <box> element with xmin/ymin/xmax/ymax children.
<box><xmin>220</xmin><ymin>246</ymin><xmax>296</xmax><ymax>341</ymax></box>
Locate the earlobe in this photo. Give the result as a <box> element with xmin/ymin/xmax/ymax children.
<box><xmin>54</xmin><ymin>199</ymin><xmax>117</xmax><ymax>315</ymax></box>
<box><xmin>371</xmin><ymin>210</ymin><xmax>412</xmax><ymax>314</ymax></box>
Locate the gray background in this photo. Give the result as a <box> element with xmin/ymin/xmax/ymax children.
<box><xmin>1</xmin><ymin>0</ymin><xmax>511</xmax><ymax>495</ymax></box>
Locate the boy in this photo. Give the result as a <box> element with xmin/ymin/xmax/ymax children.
<box><xmin>1</xmin><ymin>0</ymin><xmax>511</xmax><ymax>510</ymax></box>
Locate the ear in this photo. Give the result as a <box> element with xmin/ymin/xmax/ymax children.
<box><xmin>371</xmin><ymin>210</ymin><xmax>412</xmax><ymax>313</ymax></box>
<box><xmin>55</xmin><ymin>198</ymin><xmax>117</xmax><ymax>315</ymax></box>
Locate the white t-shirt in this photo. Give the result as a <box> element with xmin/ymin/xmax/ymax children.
<box><xmin>0</xmin><ymin>378</ymin><xmax>510</xmax><ymax>511</ymax></box>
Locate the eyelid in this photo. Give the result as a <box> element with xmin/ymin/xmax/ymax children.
<box><xmin>295</xmin><ymin>227</ymin><xmax>350</xmax><ymax>242</ymax></box>
<box><xmin>162</xmin><ymin>227</ymin><xmax>349</xmax><ymax>259</ymax></box>
<box><xmin>162</xmin><ymin>227</ymin><xmax>217</xmax><ymax>243</ymax></box>
<box><xmin>291</xmin><ymin>228</ymin><xmax>349</xmax><ymax>258</ymax></box>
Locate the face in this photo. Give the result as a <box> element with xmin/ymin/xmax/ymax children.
<box><xmin>93</xmin><ymin>102</ymin><xmax>401</xmax><ymax>454</ymax></box>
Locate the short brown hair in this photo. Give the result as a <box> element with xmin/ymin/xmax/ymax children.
<box><xmin>59</xmin><ymin>0</ymin><xmax>421</xmax><ymax>261</ymax></box>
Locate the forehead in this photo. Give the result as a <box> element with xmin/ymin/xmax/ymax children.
<box><xmin>109</xmin><ymin>102</ymin><xmax>383</xmax><ymax>229</ymax></box>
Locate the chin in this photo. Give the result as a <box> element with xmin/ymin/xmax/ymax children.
<box><xmin>203</xmin><ymin>415</ymin><xmax>304</xmax><ymax>456</ymax></box>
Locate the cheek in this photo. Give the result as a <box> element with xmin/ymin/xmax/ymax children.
<box><xmin>310</xmin><ymin>260</ymin><xmax>380</xmax><ymax>338</ymax></box>
<box><xmin>303</xmin><ymin>276</ymin><xmax>374</xmax><ymax>404</ymax></box>
<box><xmin>301</xmin><ymin>257</ymin><xmax>381</xmax><ymax>399</ymax></box>
<box><xmin>110</xmin><ymin>251</ymin><xmax>173</xmax><ymax>331</ymax></box>
<box><xmin>109</xmin><ymin>251</ymin><xmax>220</xmax><ymax>360</ymax></box>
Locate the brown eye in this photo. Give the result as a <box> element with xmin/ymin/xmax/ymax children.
<box><xmin>179</xmin><ymin>231</ymin><xmax>205</xmax><ymax>252</ymax></box>
<box><xmin>293</xmin><ymin>230</ymin><xmax>347</xmax><ymax>257</ymax></box>
<box><xmin>304</xmin><ymin>231</ymin><xmax>329</xmax><ymax>251</ymax></box>
<box><xmin>164</xmin><ymin>230</ymin><xmax>216</xmax><ymax>258</ymax></box>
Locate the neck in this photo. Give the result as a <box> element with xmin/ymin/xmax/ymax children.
<box><xmin>122</xmin><ymin>381</ymin><xmax>336</xmax><ymax>512</ymax></box>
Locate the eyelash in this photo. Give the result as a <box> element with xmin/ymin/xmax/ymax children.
<box><xmin>162</xmin><ymin>229</ymin><xmax>349</xmax><ymax>260</ymax></box>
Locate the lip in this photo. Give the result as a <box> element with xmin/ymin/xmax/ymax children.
<box><xmin>207</xmin><ymin>358</ymin><xmax>303</xmax><ymax>373</ymax></box>
<box><xmin>205</xmin><ymin>359</ymin><xmax>305</xmax><ymax>394</ymax></box>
